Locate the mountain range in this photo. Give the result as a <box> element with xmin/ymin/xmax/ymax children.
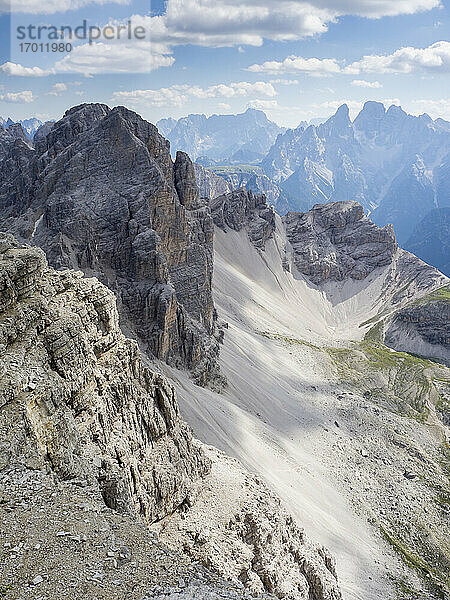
<box><xmin>160</xmin><ymin>102</ymin><xmax>449</xmax><ymax>275</ymax></box>
<box><xmin>157</xmin><ymin>108</ymin><xmax>285</xmax><ymax>164</ymax></box>
<box><xmin>0</xmin><ymin>116</ymin><xmax>43</xmax><ymax>138</ymax></box>
<box><xmin>1</xmin><ymin>104</ymin><xmax>449</xmax><ymax>600</ymax></box>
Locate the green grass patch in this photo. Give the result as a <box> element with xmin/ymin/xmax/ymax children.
<box><xmin>411</xmin><ymin>286</ymin><xmax>450</xmax><ymax>306</ymax></box>
<box><xmin>209</xmin><ymin>164</ymin><xmax>264</xmax><ymax>175</ymax></box>
<box><xmin>0</xmin><ymin>585</ymin><xmax>14</xmax><ymax>599</ymax></box>
<box><xmin>364</xmin><ymin>320</ymin><xmax>385</xmax><ymax>343</ymax></box>
<box><xmin>380</xmin><ymin>526</ymin><xmax>449</xmax><ymax>600</ymax></box>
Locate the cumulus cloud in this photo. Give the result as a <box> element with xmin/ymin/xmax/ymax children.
<box><xmin>310</xmin><ymin>0</ymin><xmax>440</xmax><ymax>17</ymax></box>
<box><xmin>247</xmin><ymin>42</ymin><xmax>450</xmax><ymax>79</ymax></box>
<box><xmin>0</xmin><ymin>62</ymin><xmax>49</xmax><ymax>76</ymax></box>
<box><xmin>112</xmin><ymin>81</ymin><xmax>277</xmax><ymax>107</ymax></box>
<box><xmin>346</xmin><ymin>41</ymin><xmax>450</xmax><ymax>74</ymax></box>
<box><xmin>351</xmin><ymin>79</ymin><xmax>382</xmax><ymax>88</ymax></box>
<box><xmin>4</xmin><ymin>0</ymin><xmax>440</xmax><ymax>19</ymax></box>
<box><xmin>247</xmin><ymin>55</ymin><xmax>341</xmax><ymax>76</ymax></box>
<box><xmin>269</xmin><ymin>79</ymin><xmax>300</xmax><ymax>85</ymax></box>
<box><xmin>47</xmin><ymin>82</ymin><xmax>68</xmax><ymax>95</ymax></box>
<box><xmin>0</xmin><ymin>90</ymin><xmax>34</xmax><ymax>103</ymax></box>
<box><xmin>3</xmin><ymin>2</ymin><xmax>443</xmax><ymax>76</ymax></box>
<box><xmin>53</xmin><ymin>41</ymin><xmax>175</xmax><ymax>75</ymax></box>
<box><xmin>144</xmin><ymin>0</ymin><xmax>441</xmax><ymax>50</ymax></box>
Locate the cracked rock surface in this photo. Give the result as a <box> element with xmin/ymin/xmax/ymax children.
<box><xmin>0</xmin><ymin>104</ymin><xmax>221</xmax><ymax>386</ymax></box>
<box><xmin>211</xmin><ymin>189</ymin><xmax>275</xmax><ymax>250</ymax></box>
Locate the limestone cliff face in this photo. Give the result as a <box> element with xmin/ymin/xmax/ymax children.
<box><xmin>0</xmin><ymin>104</ymin><xmax>220</xmax><ymax>386</ymax></box>
<box><xmin>385</xmin><ymin>287</ymin><xmax>450</xmax><ymax>365</ymax></box>
<box><xmin>283</xmin><ymin>201</ymin><xmax>397</xmax><ymax>284</ymax></box>
<box><xmin>0</xmin><ymin>234</ymin><xmax>210</xmax><ymax>523</ymax></box>
<box><xmin>211</xmin><ymin>188</ymin><xmax>276</xmax><ymax>250</ymax></box>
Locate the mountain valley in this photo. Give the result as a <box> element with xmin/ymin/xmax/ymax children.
<box><xmin>0</xmin><ymin>104</ymin><xmax>449</xmax><ymax>600</ymax></box>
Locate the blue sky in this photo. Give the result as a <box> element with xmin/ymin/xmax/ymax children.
<box><xmin>0</xmin><ymin>0</ymin><xmax>449</xmax><ymax>127</ymax></box>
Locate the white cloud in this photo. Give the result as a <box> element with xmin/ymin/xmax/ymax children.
<box><xmin>247</xmin><ymin>55</ymin><xmax>341</xmax><ymax>75</ymax></box>
<box><xmin>47</xmin><ymin>82</ymin><xmax>68</xmax><ymax>95</ymax></box>
<box><xmin>217</xmin><ymin>102</ymin><xmax>231</xmax><ymax>110</ymax></box>
<box><xmin>148</xmin><ymin>0</ymin><xmax>441</xmax><ymax>50</ymax></box>
<box><xmin>409</xmin><ymin>98</ymin><xmax>450</xmax><ymax>120</ymax></box>
<box><xmin>269</xmin><ymin>79</ymin><xmax>300</xmax><ymax>85</ymax></box>
<box><xmin>346</xmin><ymin>41</ymin><xmax>450</xmax><ymax>74</ymax></box>
<box><xmin>112</xmin><ymin>81</ymin><xmax>277</xmax><ymax>107</ymax></box>
<box><xmin>4</xmin><ymin>0</ymin><xmax>440</xmax><ymax>19</ymax></box>
<box><xmin>0</xmin><ymin>62</ymin><xmax>49</xmax><ymax>76</ymax></box>
<box><xmin>246</xmin><ymin>99</ymin><xmax>279</xmax><ymax>109</ymax></box>
<box><xmin>246</xmin><ymin>42</ymin><xmax>450</xmax><ymax>80</ymax></box>
<box><xmin>53</xmin><ymin>41</ymin><xmax>174</xmax><ymax>75</ymax></box>
<box><xmin>311</xmin><ymin>0</ymin><xmax>441</xmax><ymax>17</ymax></box>
<box><xmin>0</xmin><ymin>90</ymin><xmax>34</xmax><ymax>103</ymax></box>
<box><xmin>2</xmin><ymin>3</ymin><xmax>443</xmax><ymax>77</ymax></box>
<box><xmin>4</xmin><ymin>0</ymin><xmax>130</xmax><ymax>14</ymax></box>
<box><xmin>351</xmin><ymin>79</ymin><xmax>382</xmax><ymax>88</ymax></box>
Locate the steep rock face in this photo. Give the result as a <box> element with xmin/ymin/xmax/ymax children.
<box><xmin>0</xmin><ymin>234</ymin><xmax>210</xmax><ymax>523</ymax></box>
<box><xmin>385</xmin><ymin>287</ymin><xmax>450</xmax><ymax>365</ymax></box>
<box><xmin>211</xmin><ymin>189</ymin><xmax>276</xmax><ymax>250</ymax></box>
<box><xmin>0</xmin><ymin>104</ymin><xmax>220</xmax><ymax>385</ymax></box>
<box><xmin>283</xmin><ymin>201</ymin><xmax>397</xmax><ymax>284</ymax></box>
<box><xmin>194</xmin><ymin>163</ymin><xmax>233</xmax><ymax>200</ymax></box>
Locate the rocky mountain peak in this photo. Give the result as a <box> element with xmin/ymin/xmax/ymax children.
<box><xmin>211</xmin><ymin>188</ymin><xmax>275</xmax><ymax>249</ymax></box>
<box><xmin>353</xmin><ymin>100</ymin><xmax>386</xmax><ymax>133</ymax></box>
<box><xmin>284</xmin><ymin>200</ymin><xmax>397</xmax><ymax>284</ymax></box>
<box><xmin>174</xmin><ymin>150</ymin><xmax>201</xmax><ymax>210</ymax></box>
<box><xmin>333</xmin><ymin>103</ymin><xmax>351</xmax><ymax>123</ymax></box>
<box><xmin>0</xmin><ymin>102</ymin><xmax>221</xmax><ymax>386</ymax></box>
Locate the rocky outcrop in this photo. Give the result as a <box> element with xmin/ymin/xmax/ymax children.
<box><xmin>0</xmin><ymin>234</ymin><xmax>210</xmax><ymax>522</ymax></box>
<box><xmin>0</xmin><ymin>234</ymin><xmax>343</xmax><ymax>600</ymax></box>
<box><xmin>211</xmin><ymin>189</ymin><xmax>275</xmax><ymax>250</ymax></box>
<box><xmin>283</xmin><ymin>201</ymin><xmax>397</xmax><ymax>284</ymax></box>
<box><xmin>0</xmin><ymin>104</ymin><xmax>221</xmax><ymax>386</ymax></box>
<box><xmin>385</xmin><ymin>287</ymin><xmax>450</xmax><ymax>365</ymax></box>
<box><xmin>153</xmin><ymin>447</ymin><xmax>342</xmax><ymax>600</ymax></box>
<box><xmin>194</xmin><ymin>163</ymin><xmax>233</xmax><ymax>200</ymax></box>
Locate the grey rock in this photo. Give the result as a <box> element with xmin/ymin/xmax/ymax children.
<box><xmin>283</xmin><ymin>201</ymin><xmax>397</xmax><ymax>284</ymax></box>
<box><xmin>0</xmin><ymin>235</ymin><xmax>210</xmax><ymax>523</ymax></box>
<box><xmin>211</xmin><ymin>189</ymin><xmax>275</xmax><ymax>250</ymax></box>
<box><xmin>385</xmin><ymin>286</ymin><xmax>450</xmax><ymax>365</ymax></box>
<box><xmin>0</xmin><ymin>103</ymin><xmax>222</xmax><ymax>386</ymax></box>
